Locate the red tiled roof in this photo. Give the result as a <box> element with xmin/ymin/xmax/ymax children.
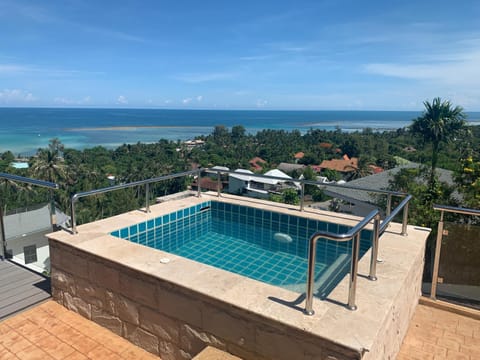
<box><xmin>249</xmin><ymin>157</ymin><xmax>266</xmax><ymax>171</ymax></box>
<box><xmin>294</xmin><ymin>152</ymin><xmax>305</xmax><ymax>159</ymax></box>
<box><xmin>319</xmin><ymin>142</ymin><xmax>333</xmax><ymax>149</ymax></box>
<box><xmin>319</xmin><ymin>157</ymin><xmax>359</xmax><ymax>172</ymax></box>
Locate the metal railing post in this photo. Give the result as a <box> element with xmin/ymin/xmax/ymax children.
<box><xmin>369</xmin><ymin>214</ymin><xmax>381</xmax><ymax>281</ymax></box>
<box><xmin>71</xmin><ymin>195</ymin><xmax>78</xmax><ymax>234</ymax></box>
<box><xmin>0</xmin><ymin>204</ymin><xmax>6</xmax><ymax>259</ymax></box>
<box><xmin>348</xmin><ymin>233</ymin><xmax>360</xmax><ymax>311</ymax></box>
<box><xmin>300</xmin><ymin>182</ymin><xmax>305</xmax><ymax>211</ymax></box>
<box><xmin>145</xmin><ymin>183</ymin><xmax>150</xmax><ymax>213</ymax></box>
<box><xmin>304</xmin><ymin>234</ymin><xmax>318</xmax><ymax>315</ymax></box>
<box><xmin>401</xmin><ymin>202</ymin><xmax>409</xmax><ymax>235</ymax></box>
<box><xmin>386</xmin><ymin>194</ymin><xmax>392</xmax><ymax>217</ymax></box>
<box><xmin>197</xmin><ymin>169</ymin><xmax>202</xmax><ymax>197</ymax></box>
<box><xmin>217</xmin><ymin>171</ymin><xmax>221</xmax><ymax>197</ymax></box>
<box><xmin>304</xmin><ymin>209</ymin><xmax>378</xmax><ymax>315</ymax></box>
<box><xmin>430</xmin><ymin>210</ymin><xmax>444</xmax><ymax>300</ymax></box>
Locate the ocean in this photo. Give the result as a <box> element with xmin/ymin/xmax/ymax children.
<box><xmin>1</xmin><ymin>108</ymin><xmax>479</xmax><ymax>156</ymax></box>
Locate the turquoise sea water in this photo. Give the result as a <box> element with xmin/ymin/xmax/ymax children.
<box><xmin>1</xmin><ymin>108</ymin><xmax>479</xmax><ymax>155</ymax></box>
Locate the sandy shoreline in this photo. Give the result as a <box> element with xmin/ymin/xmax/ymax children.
<box><xmin>65</xmin><ymin>125</ymin><xmax>211</xmax><ymax>131</ymax></box>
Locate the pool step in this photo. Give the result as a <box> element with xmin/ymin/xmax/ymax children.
<box><xmin>193</xmin><ymin>346</ymin><xmax>243</xmax><ymax>360</ymax></box>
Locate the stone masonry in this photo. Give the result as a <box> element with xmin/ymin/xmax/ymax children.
<box><xmin>49</xmin><ymin>238</ymin><xmax>363</xmax><ymax>360</ymax></box>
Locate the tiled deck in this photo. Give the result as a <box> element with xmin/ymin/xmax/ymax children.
<box><xmin>0</xmin><ymin>301</ymin><xmax>158</xmax><ymax>359</ymax></box>
<box><xmin>398</xmin><ymin>303</ymin><xmax>480</xmax><ymax>360</ymax></box>
<box><xmin>0</xmin><ymin>260</ymin><xmax>51</xmax><ymax>320</ymax></box>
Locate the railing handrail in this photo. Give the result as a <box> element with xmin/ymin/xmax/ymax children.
<box><xmin>211</xmin><ymin>168</ymin><xmax>408</xmax><ymax>197</ymax></box>
<box><xmin>304</xmin><ymin>209</ymin><xmax>381</xmax><ymax>314</ymax></box>
<box><xmin>380</xmin><ymin>194</ymin><xmax>413</xmax><ymax>235</ymax></box>
<box><xmin>0</xmin><ymin>173</ymin><xmax>59</xmax><ymax>260</ymax></box>
<box><xmin>70</xmin><ymin>169</ymin><xmax>200</xmax><ymax>233</ymax></box>
<box><xmin>0</xmin><ymin>173</ymin><xmax>59</xmax><ymax>189</ymax></box>
<box><xmin>433</xmin><ymin>204</ymin><xmax>480</xmax><ymax>216</ymax></box>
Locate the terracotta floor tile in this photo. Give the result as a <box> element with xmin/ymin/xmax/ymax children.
<box><xmin>4</xmin><ymin>336</ymin><xmax>34</xmax><ymax>355</ymax></box>
<box><xmin>445</xmin><ymin>349</ymin><xmax>469</xmax><ymax>360</ymax></box>
<box><xmin>0</xmin><ymin>346</ymin><xmax>17</xmax><ymax>360</ymax></box>
<box><xmin>0</xmin><ymin>330</ymin><xmax>28</xmax><ymax>349</ymax></box>
<box><xmin>120</xmin><ymin>346</ymin><xmax>159</xmax><ymax>360</ymax></box>
<box><xmin>15</xmin><ymin>344</ymin><xmax>53</xmax><ymax>360</ymax></box>
<box><xmin>33</xmin><ymin>334</ymin><xmax>76</xmax><ymax>360</ymax></box>
<box><xmin>1</xmin><ymin>301</ymin><xmax>163</xmax><ymax>360</ymax></box>
<box><xmin>87</xmin><ymin>346</ymin><xmax>124</xmax><ymax>359</ymax></box>
<box><xmin>62</xmin><ymin>351</ymin><xmax>88</xmax><ymax>360</ymax></box>
<box><xmin>68</xmin><ymin>334</ymin><xmax>100</xmax><ymax>355</ymax></box>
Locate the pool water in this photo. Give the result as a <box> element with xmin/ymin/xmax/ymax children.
<box><xmin>111</xmin><ymin>201</ymin><xmax>372</xmax><ymax>296</ymax></box>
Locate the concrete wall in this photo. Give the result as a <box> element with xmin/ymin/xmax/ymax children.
<box><xmin>49</xmin><ymin>238</ymin><xmax>362</xmax><ymax>360</ymax></box>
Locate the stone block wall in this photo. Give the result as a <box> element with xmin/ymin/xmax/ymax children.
<box><xmin>49</xmin><ymin>239</ymin><xmax>361</xmax><ymax>360</ymax></box>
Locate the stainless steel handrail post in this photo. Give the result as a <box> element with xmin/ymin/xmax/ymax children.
<box><xmin>304</xmin><ymin>209</ymin><xmax>379</xmax><ymax>315</ymax></box>
<box><xmin>217</xmin><ymin>170</ymin><xmax>221</xmax><ymax>197</ymax></box>
<box><xmin>300</xmin><ymin>182</ymin><xmax>305</xmax><ymax>211</ymax></box>
<box><xmin>386</xmin><ymin>194</ymin><xmax>392</xmax><ymax>217</ymax></box>
<box><xmin>197</xmin><ymin>169</ymin><xmax>202</xmax><ymax>197</ymax></box>
<box><xmin>430</xmin><ymin>210</ymin><xmax>444</xmax><ymax>300</ymax></box>
<box><xmin>348</xmin><ymin>233</ymin><xmax>360</xmax><ymax>310</ymax></box>
<box><xmin>368</xmin><ymin>214</ymin><xmax>381</xmax><ymax>281</ymax></box>
<box><xmin>71</xmin><ymin>195</ymin><xmax>78</xmax><ymax>234</ymax></box>
<box><xmin>304</xmin><ymin>233</ymin><xmax>318</xmax><ymax>315</ymax></box>
<box><xmin>401</xmin><ymin>201</ymin><xmax>409</xmax><ymax>235</ymax></box>
<box><xmin>145</xmin><ymin>183</ymin><xmax>150</xmax><ymax>213</ymax></box>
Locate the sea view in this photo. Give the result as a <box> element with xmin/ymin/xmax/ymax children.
<box><xmin>2</xmin><ymin>108</ymin><xmax>479</xmax><ymax>156</ymax></box>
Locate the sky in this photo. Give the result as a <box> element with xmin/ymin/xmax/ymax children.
<box><xmin>1</xmin><ymin>0</ymin><xmax>480</xmax><ymax>110</ymax></box>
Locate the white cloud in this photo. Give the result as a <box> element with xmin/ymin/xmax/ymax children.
<box><xmin>364</xmin><ymin>50</ymin><xmax>480</xmax><ymax>88</ymax></box>
<box><xmin>117</xmin><ymin>95</ymin><xmax>128</xmax><ymax>104</ymax></box>
<box><xmin>0</xmin><ymin>89</ymin><xmax>36</xmax><ymax>104</ymax></box>
<box><xmin>182</xmin><ymin>98</ymin><xmax>192</xmax><ymax>104</ymax></box>
<box><xmin>0</xmin><ymin>64</ymin><xmax>30</xmax><ymax>74</ymax></box>
<box><xmin>196</xmin><ymin>95</ymin><xmax>203</xmax><ymax>102</ymax></box>
<box><xmin>164</xmin><ymin>99</ymin><xmax>172</xmax><ymax>104</ymax></box>
<box><xmin>54</xmin><ymin>96</ymin><xmax>92</xmax><ymax>105</ymax></box>
<box><xmin>256</xmin><ymin>99</ymin><xmax>268</xmax><ymax>108</ymax></box>
<box><xmin>174</xmin><ymin>72</ymin><xmax>236</xmax><ymax>83</ymax></box>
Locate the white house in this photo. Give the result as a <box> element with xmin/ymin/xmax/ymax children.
<box><xmin>228</xmin><ymin>169</ymin><xmax>300</xmax><ymax>199</ymax></box>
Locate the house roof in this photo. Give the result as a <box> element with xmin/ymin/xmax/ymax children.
<box><xmin>230</xmin><ymin>169</ymin><xmax>255</xmax><ymax>181</ymax></box>
<box><xmin>323</xmin><ymin>162</ymin><xmax>459</xmax><ymax>205</ymax></box>
<box><xmin>294</xmin><ymin>152</ymin><xmax>305</xmax><ymax>159</ymax></box>
<box><xmin>277</xmin><ymin>162</ymin><xmax>306</xmax><ymax>173</ymax></box>
<box><xmin>319</xmin><ymin>157</ymin><xmax>359</xmax><ymax>172</ymax></box>
<box><xmin>249</xmin><ymin>157</ymin><xmax>266</xmax><ymax>171</ymax></box>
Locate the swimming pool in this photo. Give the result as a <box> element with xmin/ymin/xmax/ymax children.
<box><xmin>111</xmin><ymin>200</ymin><xmax>372</xmax><ymax>296</ymax></box>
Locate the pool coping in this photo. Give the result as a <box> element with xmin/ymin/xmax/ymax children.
<box><xmin>47</xmin><ymin>193</ymin><xmax>430</xmax><ymax>358</ymax></box>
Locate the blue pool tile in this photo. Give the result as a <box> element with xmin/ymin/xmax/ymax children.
<box><xmin>155</xmin><ymin>217</ymin><xmax>162</xmax><ymax>227</ymax></box>
<box><xmin>139</xmin><ymin>222</ymin><xmax>146</xmax><ymax>232</ymax></box>
<box><xmin>111</xmin><ymin>230</ymin><xmax>120</xmax><ymax>237</ymax></box>
<box><xmin>120</xmin><ymin>228</ymin><xmax>128</xmax><ymax>238</ymax></box>
<box><xmin>147</xmin><ymin>219</ymin><xmax>155</xmax><ymax>230</ymax></box>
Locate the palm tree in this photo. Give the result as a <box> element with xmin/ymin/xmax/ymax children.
<box><xmin>30</xmin><ymin>138</ymin><xmax>67</xmax><ymax>229</ymax></box>
<box><xmin>30</xmin><ymin>138</ymin><xmax>67</xmax><ymax>183</ymax></box>
<box><xmin>410</xmin><ymin>98</ymin><xmax>467</xmax><ymax>187</ymax></box>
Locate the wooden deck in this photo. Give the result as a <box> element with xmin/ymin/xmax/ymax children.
<box><xmin>0</xmin><ymin>259</ymin><xmax>51</xmax><ymax>320</ymax></box>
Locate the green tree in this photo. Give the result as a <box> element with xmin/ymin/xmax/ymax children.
<box><xmin>410</xmin><ymin>98</ymin><xmax>467</xmax><ymax>188</ymax></box>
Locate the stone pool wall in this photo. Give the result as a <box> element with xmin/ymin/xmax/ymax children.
<box><xmin>49</xmin><ymin>238</ymin><xmax>362</xmax><ymax>360</ymax></box>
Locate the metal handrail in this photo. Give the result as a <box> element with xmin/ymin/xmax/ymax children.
<box><xmin>0</xmin><ymin>173</ymin><xmax>59</xmax><ymax>259</ymax></box>
<box><xmin>430</xmin><ymin>204</ymin><xmax>480</xmax><ymax>300</ymax></box>
<box><xmin>380</xmin><ymin>194</ymin><xmax>413</xmax><ymax>235</ymax></box>
<box><xmin>304</xmin><ymin>209</ymin><xmax>381</xmax><ymax>314</ymax></box>
<box><xmin>70</xmin><ymin>169</ymin><xmax>200</xmax><ymax>234</ymax></box>
<box><xmin>209</xmin><ymin>168</ymin><xmax>410</xmax><ymax>232</ymax></box>
<box><xmin>0</xmin><ymin>173</ymin><xmax>59</xmax><ymax>189</ymax></box>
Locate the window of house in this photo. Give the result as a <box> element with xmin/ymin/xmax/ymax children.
<box><xmin>24</xmin><ymin>245</ymin><xmax>38</xmax><ymax>264</ymax></box>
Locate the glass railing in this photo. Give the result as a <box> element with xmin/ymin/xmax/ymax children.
<box><xmin>0</xmin><ymin>173</ymin><xmax>58</xmax><ymax>274</ymax></box>
<box><xmin>430</xmin><ymin>205</ymin><xmax>480</xmax><ymax>310</ymax></box>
